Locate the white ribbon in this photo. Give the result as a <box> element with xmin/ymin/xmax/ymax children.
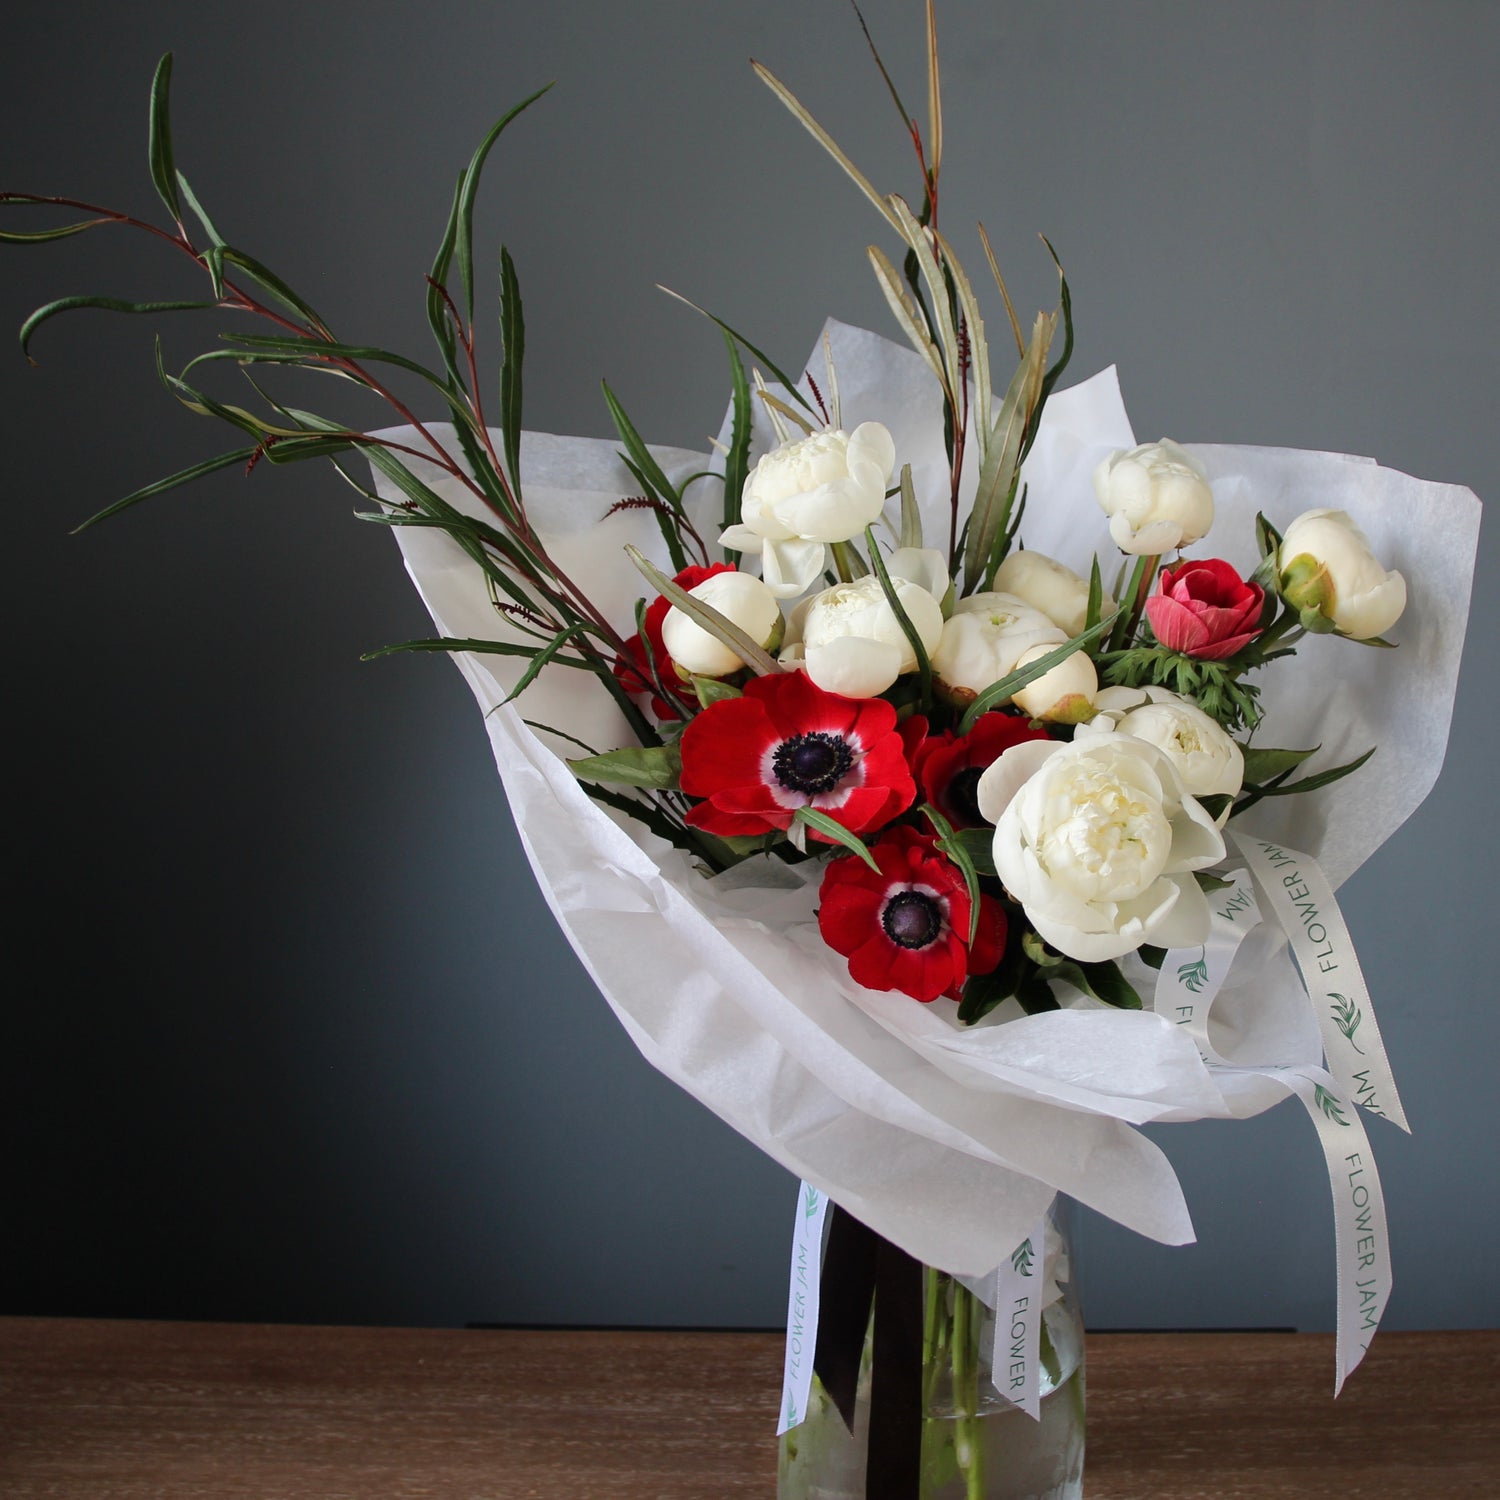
<box><xmin>778</xmin><ymin>1180</ymin><xmax>829</xmax><ymax>1434</ymax></box>
<box><xmin>1156</xmin><ymin>847</ymin><xmax>1399</xmax><ymax>1392</ymax></box>
<box><xmin>989</xmin><ymin>1206</ymin><xmax>1051</xmax><ymax>1419</ymax></box>
<box><xmin>1268</xmin><ymin>1064</ymin><xmax>1393</xmax><ymax>1394</ymax></box>
<box><xmin>1229</xmin><ymin>833</ymin><xmax>1409</xmax><ymax>1132</ymax></box>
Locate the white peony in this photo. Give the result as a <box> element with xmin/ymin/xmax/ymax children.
<box><xmin>1093</xmin><ymin>439</ymin><xmax>1214</xmax><ymax>556</ymax></box>
<box><xmin>1278</xmin><ymin>508</ymin><xmax>1407</xmax><ymax>640</ymax></box>
<box><xmin>780</xmin><ymin>573</ymin><xmax>944</xmax><ymax>699</ymax></box>
<box><xmin>976</xmin><ymin>734</ymin><xmax>1225</xmax><ymax>963</ymax></box>
<box><xmin>930</xmin><ymin>592</ymin><xmax>1066</xmax><ymax>705</ymax></box>
<box><xmin>660</xmin><ymin>571</ymin><xmax>784</xmax><ymax>678</ymax></box>
<box><xmin>719</xmin><ymin>422</ymin><xmax>897</xmax><ymax>599</ymax></box>
<box><xmin>993</xmin><ymin>549</ymin><xmax>1113</xmax><ymax>639</ymax></box>
<box><xmin>1083</xmin><ymin>686</ymin><xmax>1243</xmax><ymax>823</ymax></box>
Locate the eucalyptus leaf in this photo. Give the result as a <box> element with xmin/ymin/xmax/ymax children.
<box><xmin>568</xmin><ymin>743</ymin><xmax>683</xmax><ymax>791</ymax></box>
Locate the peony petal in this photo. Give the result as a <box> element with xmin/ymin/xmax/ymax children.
<box><xmin>760</xmin><ymin>537</ymin><xmax>828</xmax><ymax>598</ymax></box>
<box><xmin>1144</xmin><ymin>874</ymin><xmax>1212</xmax><ymax>950</ymax></box>
<box><xmin>975</xmin><ymin>740</ymin><xmax>1062</xmax><ymax>826</ymax></box>
<box><xmin>805</xmin><ymin>636</ymin><xmax>904</xmax><ymax>698</ymax></box>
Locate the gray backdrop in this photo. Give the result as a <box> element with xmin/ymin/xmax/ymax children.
<box><xmin>5</xmin><ymin>1</ymin><xmax>1495</xmax><ymax>1334</ymax></box>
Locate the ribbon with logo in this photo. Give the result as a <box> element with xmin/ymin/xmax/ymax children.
<box><xmin>1156</xmin><ymin>839</ymin><xmax>1403</xmax><ymax>1392</ymax></box>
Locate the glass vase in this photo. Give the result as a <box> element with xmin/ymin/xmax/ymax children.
<box><xmin>778</xmin><ymin>1204</ymin><xmax>1085</xmax><ymax>1500</ymax></box>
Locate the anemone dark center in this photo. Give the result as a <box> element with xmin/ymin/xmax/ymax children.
<box><xmin>881</xmin><ymin>890</ymin><xmax>944</xmax><ymax>950</ymax></box>
<box><xmin>945</xmin><ymin>766</ymin><xmax>985</xmax><ymax>827</ymax></box>
<box><xmin>772</xmin><ymin>731</ymin><xmax>854</xmax><ymax>796</ymax></box>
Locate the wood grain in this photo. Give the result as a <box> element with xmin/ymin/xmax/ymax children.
<box><xmin>0</xmin><ymin>1319</ymin><xmax>1494</xmax><ymax>1497</ymax></box>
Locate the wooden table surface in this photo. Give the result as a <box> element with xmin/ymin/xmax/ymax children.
<box><xmin>0</xmin><ymin>1318</ymin><xmax>1495</xmax><ymax>1498</ymax></box>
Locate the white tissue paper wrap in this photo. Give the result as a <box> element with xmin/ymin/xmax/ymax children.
<box><xmin>370</xmin><ymin>320</ymin><xmax>1479</xmax><ymax>1279</ymax></box>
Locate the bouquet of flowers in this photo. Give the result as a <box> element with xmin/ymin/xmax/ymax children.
<box><xmin>5</xmin><ymin>8</ymin><xmax>1480</xmax><ymax>1497</ymax></box>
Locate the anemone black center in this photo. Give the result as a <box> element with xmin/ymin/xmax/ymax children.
<box><xmin>772</xmin><ymin>731</ymin><xmax>854</xmax><ymax>796</ymax></box>
<box><xmin>945</xmin><ymin>766</ymin><xmax>985</xmax><ymax>827</ymax></box>
<box><xmin>881</xmin><ymin>890</ymin><xmax>943</xmax><ymax>950</ymax></box>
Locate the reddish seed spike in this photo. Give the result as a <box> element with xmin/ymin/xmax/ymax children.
<box><xmin>805</xmin><ymin>373</ymin><xmax>830</xmax><ymax>426</ymax></box>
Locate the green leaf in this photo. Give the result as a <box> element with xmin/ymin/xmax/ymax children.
<box><xmin>692</xmin><ymin>676</ymin><xmax>742</xmax><ymax>708</ymax></box>
<box><xmin>1138</xmin><ymin>945</ymin><xmax>1167</xmax><ymax>971</ymax></box>
<box><xmin>1251</xmin><ymin>746</ymin><xmax>1376</xmax><ymax>799</ymax></box>
<box><xmin>427</xmin><ymin>170</ymin><xmax>466</xmax><ymax>388</ymax></box>
<box><xmin>949</xmin><ymin>826</ymin><xmax>997</xmax><ymax>878</ymax></box>
<box><xmin>1194</xmin><ymin>871</ymin><xmax>1234</xmax><ymax>893</ymax></box>
<box><xmin>865</xmin><ymin>525</ymin><xmax>932</xmax><ymax>708</ymax></box>
<box><xmin>625</xmin><ymin>545</ymin><xmax>782</xmax><ymax>677</ymax></box>
<box><xmin>0</xmin><ymin>217</ymin><xmax>112</xmax><ymax>245</ymax></box>
<box><xmin>919</xmin><ymin>803</ymin><xmax>980</xmax><ymax>944</ymax></box>
<box><xmin>956</xmin><ymin>610</ymin><xmax>1118</xmax><ymax>735</ymax></box>
<box><xmin>147</xmin><ymin>54</ymin><xmax>181</xmax><ymax>221</ymax></box>
<box><xmin>360</xmin><ymin>636</ymin><xmax>594</xmax><ymax>667</ymax></box>
<box><xmin>1195</xmin><ymin>792</ymin><xmax>1233</xmax><ymax>822</ymax></box>
<box><xmin>898</xmin><ymin>463</ymin><xmax>922</xmax><ymax>552</ymax></box>
<box><xmin>793</xmin><ymin>808</ymin><xmax>880</xmax><ymax>871</ymax></box>
<box><xmin>568</xmin><ymin>743</ymin><xmax>683</xmax><ymax>791</ymax></box>
<box><xmin>1241</xmin><ymin>745</ymin><xmax>1319</xmax><ymax>784</ymax></box>
<box><xmin>70</xmin><ymin>446</ymin><xmax>258</xmax><ymax>532</ymax></box>
<box><xmin>218</xmin><ymin>246</ymin><xmax>328</xmax><ymax>333</ymax></box>
<box><xmin>175</xmin><ymin>171</ymin><xmax>224</xmax><ymax>247</ymax></box>
<box><xmin>720</xmin><ymin>329</ymin><xmax>751</xmax><ymax>560</ymax></box>
<box><xmin>1036</xmin><ymin>237</ymin><xmax>1074</xmax><ymax>407</ymax></box>
<box><xmin>654</xmin><ymin>285</ymin><xmax>814</xmax><ymax>412</ymax></box>
<box><xmin>602</xmin><ymin>381</ymin><xmax>682</xmax><ymax>511</ymax></box>
<box><xmin>1074</xmin><ymin>959</ymin><xmax>1142</xmax><ymax>1010</ymax></box>
<box><xmin>1085</xmin><ymin>556</ymin><xmax>1104</xmax><ymax>633</ymax></box>
<box><xmin>19</xmin><ymin>295</ymin><xmax>216</xmax><ymax>362</ymax></box>
<box><xmin>498</xmin><ymin>244</ymin><xmax>525</xmax><ymax>491</ymax></box>
<box><xmin>454</xmin><ymin>83</ymin><xmax>554</xmax><ymax>325</ymax></box>
<box><xmin>963</xmin><ymin>312</ymin><xmax>1052</xmax><ymax>592</ymax></box>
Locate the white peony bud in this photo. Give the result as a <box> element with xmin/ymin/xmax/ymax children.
<box><xmin>1010</xmin><ymin>644</ymin><xmax>1098</xmax><ymax>724</ymax></box>
<box><xmin>930</xmin><ymin>592</ymin><xmax>1066</xmax><ymax>706</ymax></box>
<box><xmin>1084</xmin><ymin>685</ymin><xmax>1243</xmax><ymax>823</ymax></box>
<box><xmin>1093</xmin><ymin>439</ymin><xmax>1214</xmax><ymax>556</ymax></box>
<box><xmin>661</xmin><ymin>571</ymin><xmax>783</xmax><ymax>678</ymax></box>
<box><xmin>782</xmin><ymin>573</ymin><xmax>944</xmax><ymax>699</ymax></box>
<box><xmin>719</xmin><ymin>422</ymin><xmax>897</xmax><ymax>599</ymax></box>
<box><xmin>993</xmin><ymin>549</ymin><xmax>1113</xmax><ymax>638</ymax></box>
<box><xmin>1278</xmin><ymin>508</ymin><xmax>1407</xmax><ymax>640</ymax></box>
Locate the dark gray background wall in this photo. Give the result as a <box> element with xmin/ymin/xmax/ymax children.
<box><xmin>5</xmin><ymin>2</ymin><xmax>1495</xmax><ymax>1333</ymax></box>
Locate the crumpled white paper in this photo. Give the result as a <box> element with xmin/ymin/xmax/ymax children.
<box><xmin>370</xmin><ymin>321</ymin><xmax>1479</xmax><ymax>1277</ymax></box>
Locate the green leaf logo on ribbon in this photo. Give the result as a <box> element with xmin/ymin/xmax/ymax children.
<box><xmin>1328</xmin><ymin>993</ymin><xmax>1365</xmax><ymax>1054</ymax></box>
<box><xmin>802</xmin><ymin>1184</ymin><xmax>822</xmax><ymax>1219</ymax></box>
<box><xmin>1314</xmin><ymin>1084</ymin><xmax>1352</xmax><ymax>1127</ymax></box>
<box><xmin>1176</xmin><ymin>952</ymin><xmax>1209</xmax><ymax>994</ymax></box>
<box><xmin>1011</xmin><ymin>1237</ymin><xmax>1035</xmax><ymax>1277</ymax></box>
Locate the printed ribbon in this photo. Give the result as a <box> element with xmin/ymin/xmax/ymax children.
<box><xmin>778</xmin><ymin>1181</ymin><xmax>829</xmax><ymax>1435</ymax></box>
<box><xmin>989</xmin><ymin>1208</ymin><xmax>1051</xmax><ymax>1419</ymax></box>
<box><xmin>1228</xmin><ymin>833</ymin><xmax>1409</xmax><ymax>1132</ymax></box>
<box><xmin>1156</xmin><ymin>844</ymin><xmax>1400</xmax><ymax>1392</ymax></box>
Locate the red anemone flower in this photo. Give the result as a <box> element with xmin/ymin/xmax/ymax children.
<box><xmin>679</xmin><ymin>670</ymin><xmax>915</xmax><ymax>839</ymax></box>
<box><xmin>818</xmin><ymin>827</ymin><xmax>1007</xmax><ymax>1002</ymax></box>
<box><xmin>614</xmin><ymin>562</ymin><xmax>735</xmax><ymax>717</ymax></box>
<box><xmin>902</xmin><ymin>712</ymin><xmax>1051</xmax><ymax>830</ymax></box>
<box><xmin>1144</xmin><ymin>557</ymin><xmax>1264</xmax><ymax>660</ymax></box>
